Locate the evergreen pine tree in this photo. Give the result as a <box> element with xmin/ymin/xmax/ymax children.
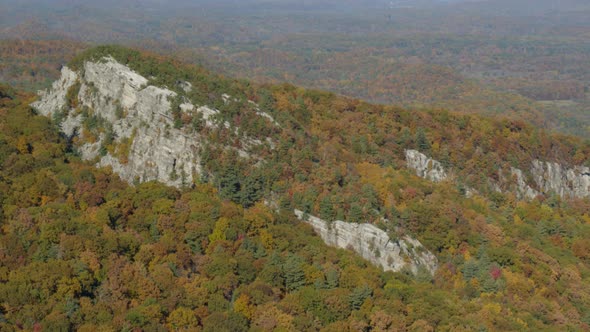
<box><xmin>319</xmin><ymin>196</ymin><xmax>335</xmax><ymax>220</ymax></box>
<box><xmin>348</xmin><ymin>203</ymin><xmax>364</xmax><ymax>223</ymax></box>
<box><xmin>415</xmin><ymin>127</ymin><xmax>431</xmax><ymax>152</ymax></box>
<box><xmin>283</xmin><ymin>254</ymin><xmax>306</xmax><ymax>292</ymax></box>
<box><xmin>349</xmin><ymin>284</ymin><xmax>372</xmax><ymax>310</ymax></box>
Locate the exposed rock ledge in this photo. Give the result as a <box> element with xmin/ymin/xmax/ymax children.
<box><xmin>405</xmin><ymin>149</ymin><xmax>448</xmax><ymax>183</ymax></box>
<box><xmin>294</xmin><ymin>209</ymin><xmax>438</xmax><ymax>276</ymax></box>
<box><xmin>405</xmin><ymin>149</ymin><xmax>590</xmax><ymax>199</ymax></box>
<box><xmin>32</xmin><ymin>60</ymin><xmax>201</xmax><ymax>187</ymax></box>
<box><xmin>32</xmin><ymin>57</ymin><xmax>274</xmax><ymax>188</ymax></box>
<box><xmin>531</xmin><ymin>160</ymin><xmax>590</xmax><ymax>199</ymax></box>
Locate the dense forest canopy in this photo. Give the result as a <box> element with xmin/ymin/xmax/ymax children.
<box><xmin>1</xmin><ymin>0</ymin><xmax>590</xmax><ymax>330</ymax></box>
<box><xmin>1</xmin><ymin>46</ymin><xmax>590</xmax><ymax>330</ymax></box>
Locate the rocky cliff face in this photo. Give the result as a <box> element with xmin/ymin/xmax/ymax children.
<box><xmin>295</xmin><ymin>210</ymin><xmax>438</xmax><ymax>275</ymax></box>
<box><xmin>405</xmin><ymin>149</ymin><xmax>590</xmax><ymax>199</ymax></box>
<box><xmin>32</xmin><ymin>57</ymin><xmax>271</xmax><ymax>187</ymax></box>
<box><xmin>405</xmin><ymin>149</ymin><xmax>448</xmax><ymax>182</ymax></box>
<box><xmin>531</xmin><ymin>160</ymin><xmax>590</xmax><ymax>199</ymax></box>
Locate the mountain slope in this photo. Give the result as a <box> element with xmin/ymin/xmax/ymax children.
<box><xmin>31</xmin><ymin>46</ymin><xmax>440</xmax><ymax>275</ymax></box>
<box><xmin>2</xmin><ymin>47</ymin><xmax>590</xmax><ymax>330</ymax></box>
<box><xmin>32</xmin><ymin>45</ymin><xmax>590</xmax><ymax>251</ymax></box>
<box><xmin>2</xmin><ymin>84</ymin><xmax>447</xmax><ymax>331</ymax></box>
<box><xmin>35</xmin><ymin>46</ymin><xmax>590</xmax><ymax>200</ymax></box>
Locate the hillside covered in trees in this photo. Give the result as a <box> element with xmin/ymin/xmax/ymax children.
<box><xmin>1</xmin><ymin>47</ymin><xmax>590</xmax><ymax>331</ymax></box>
<box><xmin>0</xmin><ymin>40</ymin><xmax>87</xmax><ymax>92</ymax></box>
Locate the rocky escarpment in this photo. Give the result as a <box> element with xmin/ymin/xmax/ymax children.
<box><xmin>405</xmin><ymin>149</ymin><xmax>448</xmax><ymax>182</ymax></box>
<box><xmin>531</xmin><ymin>160</ymin><xmax>590</xmax><ymax>199</ymax></box>
<box><xmin>295</xmin><ymin>210</ymin><xmax>438</xmax><ymax>275</ymax></box>
<box><xmin>405</xmin><ymin>149</ymin><xmax>590</xmax><ymax>199</ymax></box>
<box><xmin>509</xmin><ymin>167</ymin><xmax>539</xmax><ymax>200</ymax></box>
<box><xmin>32</xmin><ymin>57</ymin><xmax>274</xmax><ymax>187</ymax></box>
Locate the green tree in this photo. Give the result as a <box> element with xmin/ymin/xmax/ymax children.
<box><xmin>325</xmin><ymin>268</ymin><xmax>340</xmax><ymax>289</ymax></box>
<box><xmin>218</xmin><ymin>165</ymin><xmax>242</xmax><ymax>203</ymax></box>
<box><xmin>319</xmin><ymin>196</ymin><xmax>335</xmax><ymax>220</ymax></box>
<box><xmin>416</xmin><ymin>127</ymin><xmax>431</xmax><ymax>152</ymax></box>
<box><xmin>283</xmin><ymin>254</ymin><xmax>306</xmax><ymax>292</ymax></box>
<box><xmin>349</xmin><ymin>284</ymin><xmax>372</xmax><ymax>310</ymax></box>
<box><xmin>259</xmin><ymin>252</ymin><xmax>284</xmax><ymax>288</ymax></box>
<box><xmin>240</xmin><ymin>171</ymin><xmax>264</xmax><ymax>208</ymax></box>
<box><xmin>348</xmin><ymin>203</ymin><xmax>364</xmax><ymax>223</ymax></box>
<box><xmin>462</xmin><ymin>260</ymin><xmax>479</xmax><ymax>280</ymax></box>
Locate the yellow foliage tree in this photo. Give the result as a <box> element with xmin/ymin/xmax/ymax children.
<box><xmin>167</xmin><ymin>307</ymin><xmax>199</xmax><ymax>331</ymax></box>
<box><xmin>233</xmin><ymin>294</ymin><xmax>255</xmax><ymax>319</ymax></box>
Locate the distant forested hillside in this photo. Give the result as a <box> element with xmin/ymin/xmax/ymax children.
<box><xmin>0</xmin><ymin>0</ymin><xmax>589</xmax><ymax>136</ymax></box>
<box><xmin>0</xmin><ymin>40</ymin><xmax>87</xmax><ymax>91</ymax></box>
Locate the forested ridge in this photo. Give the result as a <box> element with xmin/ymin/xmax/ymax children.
<box><xmin>1</xmin><ymin>47</ymin><xmax>590</xmax><ymax>331</ymax></box>
<box><xmin>2</xmin><ymin>0</ymin><xmax>590</xmax><ymax>137</ymax></box>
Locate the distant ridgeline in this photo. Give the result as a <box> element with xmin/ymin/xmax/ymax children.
<box><xmin>31</xmin><ymin>46</ymin><xmax>590</xmax><ymax>272</ymax></box>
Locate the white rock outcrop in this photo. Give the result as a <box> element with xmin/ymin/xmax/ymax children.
<box><xmin>510</xmin><ymin>167</ymin><xmax>540</xmax><ymax>200</ymax></box>
<box><xmin>502</xmin><ymin>163</ymin><xmax>590</xmax><ymax>200</ymax></box>
<box><xmin>530</xmin><ymin>160</ymin><xmax>590</xmax><ymax>199</ymax></box>
<box><xmin>405</xmin><ymin>149</ymin><xmax>448</xmax><ymax>182</ymax></box>
<box><xmin>405</xmin><ymin>149</ymin><xmax>589</xmax><ymax>200</ymax></box>
<box><xmin>294</xmin><ymin>210</ymin><xmax>438</xmax><ymax>275</ymax></box>
<box><xmin>32</xmin><ymin>58</ymin><xmax>202</xmax><ymax>187</ymax></box>
<box><xmin>32</xmin><ymin>56</ymin><xmax>272</xmax><ymax>187</ymax></box>
<box><xmin>33</xmin><ymin>66</ymin><xmax>78</xmax><ymax>118</ymax></box>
